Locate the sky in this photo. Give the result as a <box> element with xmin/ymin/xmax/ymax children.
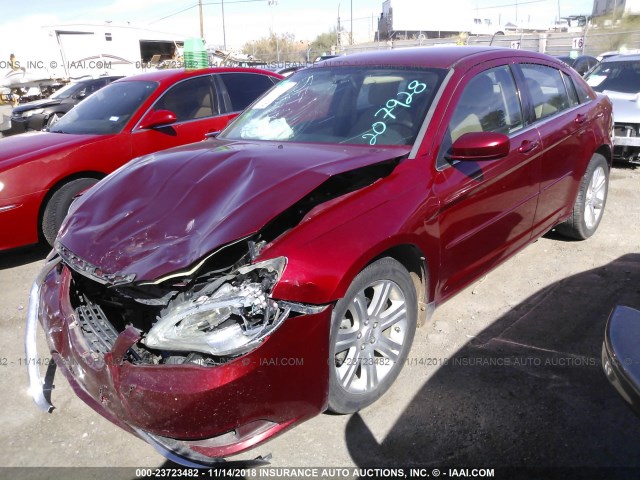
<box><xmin>0</xmin><ymin>0</ymin><xmax>596</xmax><ymax>54</ymax></box>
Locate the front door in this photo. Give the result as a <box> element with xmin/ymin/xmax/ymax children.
<box><xmin>432</xmin><ymin>63</ymin><xmax>542</xmax><ymax>298</ymax></box>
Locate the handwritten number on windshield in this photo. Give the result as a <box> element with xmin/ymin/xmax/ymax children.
<box><xmin>363</xmin><ymin>80</ymin><xmax>428</xmax><ymax>145</ymax></box>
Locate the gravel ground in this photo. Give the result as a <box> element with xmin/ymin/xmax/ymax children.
<box><xmin>1</xmin><ymin>163</ymin><xmax>639</xmax><ymax>478</ymax></box>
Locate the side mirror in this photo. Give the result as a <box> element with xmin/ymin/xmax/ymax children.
<box><xmin>448</xmin><ymin>131</ymin><xmax>510</xmax><ymax>162</ymax></box>
<box><xmin>138</xmin><ymin>109</ymin><xmax>177</xmax><ymax>130</ymax></box>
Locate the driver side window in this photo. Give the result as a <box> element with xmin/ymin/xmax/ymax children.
<box><xmin>450</xmin><ymin>66</ymin><xmax>523</xmax><ymax>142</ymax></box>
<box><xmin>153</xmin><ymin>76</ymin><xmax>215</xmax><ymax>123</ymax></box>
<box><xmin>438</xmin><ymin>65</ymin><xmax>523</xmax><ymax>168</ymax></box>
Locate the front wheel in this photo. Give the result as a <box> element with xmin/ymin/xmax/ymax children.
<box><xmin>41</xmin><ymin>178</ymin><xmax>98</xmax><ymax>247</ymax></box>
<box><xmin>556</xmin><ymin>153</ymin><xmax>609</xmax><ymax>240</ymax></box>
<box><xmin>46</xmin><ymin>112</ymin><xmax>63</xmax><ymax>129</ymax></box>
<box><xmin>328</xmin><ymin>257</ymin><xmax>418</xmax><ymax>414</ymax></box>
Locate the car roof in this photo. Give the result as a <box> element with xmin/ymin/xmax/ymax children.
<box><xmin>112</xmin><ymin>67</ymin><xmax>281</xmax><ymax>87</ymax></box>
<box><xmin>314</xmin><ymin>46</ymin><xmax>561</xmax><ymax>70</ymax></box>
<box><xmin>74</xmin><ymin>75</ymin><xmax>123</xmax><ymax>83</ymax></box>
<box><xmin>601</xmin><ymin>53</ymin><xmax>640</xmax><ymax>62</ymax></box>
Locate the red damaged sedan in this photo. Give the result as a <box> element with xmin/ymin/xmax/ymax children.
<box><xmin>0</xmin><ymin>67</ymin><xmax>282</xmax><ymax>250</ymax></box>
<box><xmin>27</xmin><ymin>47</ymin><xmax>613</xmax><ymax>465</ymax></box>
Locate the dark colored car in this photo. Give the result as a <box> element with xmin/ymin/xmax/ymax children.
<box><xmin>6</xmin><ymin>76</ymin><xmax>123</xmax><ymax>135</ymax></box>
<box><xmin>602</xmin><ymin>306</ymin><xmax>640</xmax><ymax>417</ymax></box>
<box><xmin>585</xmin><ymin>54</ymin><xmax>640</xmax><ymax>163</ymax></box>
<box><xmin>556</xmin><ymin>55</ymin><xmax>599</xmax><ymax>76</ymax></box>
<box><xmin>27</xmin><ymin>46</ymin><xmax>613</xmax><ymax>465</ymax></box>
<box><xmin>0</xmin><ymin>67</ymin><xmax>282</xmax><ymax>250</ymax></box>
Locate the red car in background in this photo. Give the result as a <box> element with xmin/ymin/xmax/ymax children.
<box><xmin>0</xmin><ymin>67</ymin><xmax>282</xmax><ymax>250</ymax></box>
<box><xmin>28</xmin><ymin>47</ymin><xmax>613</xmax><ymax>465</ymax></box>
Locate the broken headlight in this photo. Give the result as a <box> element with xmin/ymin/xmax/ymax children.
<box><xmin>143</xmin><ymin>257</ymin><xmax>288</xmax><ymax>357</ymax></box>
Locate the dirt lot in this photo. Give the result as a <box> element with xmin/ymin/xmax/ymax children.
<box><xmin>1</xmin><ymin>164</ymin><xmax>640</xmax><ymax>477</ymax></box>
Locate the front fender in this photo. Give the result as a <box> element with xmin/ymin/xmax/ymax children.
<box><xmin>265</xmin><ymin>166</ymin><xmax>441</xmax><ymax>305</ymax></box>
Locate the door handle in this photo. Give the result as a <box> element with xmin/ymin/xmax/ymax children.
<box><xmin>575</xmin><ymin>114</ymin><xmax>587</xmax><ymax>125</ymax></box>
<box><xmin>518</xmin><ymin>140</ymin><xmax>539</xmax><ymax>154</ymax></box>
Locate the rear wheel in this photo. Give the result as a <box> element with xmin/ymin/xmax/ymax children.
<box><xmin>41</xmin><ymin>178</ymin><xmax>98</xmax><ymax>246</ymax></box>
<box><xmin>328</xmin><ymin>257</ymin><xmax>417</xmax><ymax>414</ymax></box>
<box><xmin>556</xmin><ymin>153</ymin><xmax>608</xmax><ymax>240</ymax></box>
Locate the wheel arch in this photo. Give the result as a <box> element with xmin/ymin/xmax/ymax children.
<box><xmin>368</xmin><ymin>244</ymin><xmax>432</xmax><ymax>327</ymax></box>
<box><xmin>37</xmin><ymin>171</ymin><xmax>106</xmax><ymax>238</ymax></box>
<box><xmin>595</xmin><ymin>144</ymin><xmax>613</xmax><ymax>168</ymax></box>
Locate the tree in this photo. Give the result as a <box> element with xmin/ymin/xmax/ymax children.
<box><xmin>309</xmin><ymin>29</ymin><xmax>337</xmax><ymax>59</ymax></box>
<box><xmin>242</xmin><ymin>31</ymin><xmax>306</xmax><ymax>64</ymax></box>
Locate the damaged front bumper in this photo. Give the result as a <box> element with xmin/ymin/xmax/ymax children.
<box><xmin>613</xmin><ymin>123</ymin><xmax>640</xmax><ymax>163</ymax></box>
<box><xmin>26</xmin><ymin>259</ymin><xmax>331</xmax><ymax>465</ymax></box>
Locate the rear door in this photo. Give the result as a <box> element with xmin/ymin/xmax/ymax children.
<box><xmin>433</xmin><ymin>62</ymin><xmax>542</xmax><ymax>296</ymax></box>
<box><xmin>216</xmin><ymin>72</ymin><xmax>280</xmax><ymax>113</ymax></box>
<box><xmin>515</xmin><ymin>63</ymin><xmax>596</xmax><ymax>237</ymax></box>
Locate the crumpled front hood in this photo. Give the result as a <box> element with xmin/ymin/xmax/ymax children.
<box><xmin>59</xmin><ymin>139</ymin><xmax>409</xmax><ymax>282</ymax></box>
<box><xmin>604</xmin><ymin>90</ymin><xmax>640</xmax><ymax>124</ymax></box>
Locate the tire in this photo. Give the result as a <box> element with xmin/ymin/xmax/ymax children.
<box><xmin>556</xmin><ymin>153</ymin><xmax>609</xmax><ymax>240</ymax></box>
<box><xmin>46</xmin><ymin>112</ymin><xmax>63</xmax><ymax>129</ymax></box>
<box><xmin>42</xmin><ymin>178</ymin><xmax>98</xmax><ymax>246</ymax></box>
<box><xmin>328</xmin><ymin>257</ymin><xmax>418</xmax><ymax>414</ymax></box>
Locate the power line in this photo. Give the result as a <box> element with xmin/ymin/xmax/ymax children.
<box><xmin>149</xmin><ymin>0</ymin><xmax>265</xmax><ymax>24</ymax></box>
<box><xmin>149</xmin><ymin>3</ymin><xmax>198</xmax><ymax>24</ymax></box>
<box><xmin>475</xmin><ymin>0</ymin><xmax>547</xmax><ymax>9</ymax></box>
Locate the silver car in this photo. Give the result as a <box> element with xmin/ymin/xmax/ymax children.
<box><xmin>586</xmin><ymin>54</ymin><xmax>640</xmax><ymax>163</ymax></box>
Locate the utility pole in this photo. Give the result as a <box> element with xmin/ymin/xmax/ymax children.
<box><xmin>337</xmin><ymin>3</ymin><xmax>341</xmax><ymax>49</ymax></box>
<box><xmin>222</xmin><ymin>0</ymin><xmax>227</xmax><ymax>50</ymax></box>
<box><xmin>199</xmin><ymin>0</ymin><xmax>204</xmax><ymax>38</ymax></box>
<box><xmin>350</xmin><ymin>0</ymin><xmax>353</xmax><ymax>45</ymax></box>
<box><xmin>269</xmin><ymin>0</ymin><xmax>279</xmax><ymax>63</ymax></box>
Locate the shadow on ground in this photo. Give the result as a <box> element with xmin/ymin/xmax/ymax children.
<box><xmin>345</xmin><ymin>254</ymin><xmax>640</xmax><ymax>473</ymax></box>
<box><xmin>0</xmin><ymin>243</ymin><xmax>49</xmax><ymax>270</ymax></box>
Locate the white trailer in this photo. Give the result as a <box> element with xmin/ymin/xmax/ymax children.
<box><xmin>379</xmin><ymin>0</ymin><xmax>505</xmax><ymax>38</ymax></box>
<box><xmin>1</xmin><ymin>22</ymin><xmax>187</xmax><ymax>91</ymax></box>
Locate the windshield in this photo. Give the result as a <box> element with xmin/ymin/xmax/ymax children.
<box><xmin>49</xmin><ymin>80</ymin><xmax>158</xmax><ymax>135</ymax></box>
<box><xmin>50</xmin><ymin>82</ymin><xmax>83</xmax><ymax>100</ymax></box>
<box><xmin>585</xmin><ymin>59</ymin><xmax>640</xmax><ymax>93</ymax></box>
<box><xmin>220</xmin><ymin>66</ymin><xmax>447</xmax><ymax>146</ymax></box>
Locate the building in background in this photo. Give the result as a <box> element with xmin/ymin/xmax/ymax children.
<box><xmin>593</xmin><ymin>0</ymin><xmax>640</xmax><ymax>18</ymax></box>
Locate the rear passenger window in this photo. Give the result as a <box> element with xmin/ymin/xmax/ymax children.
<box><xmin>219</xmin><ymin>73</ymin><xmax>278</xmax><ymax>111</ymax></box>
<box><xmin>562</xmin><ymin>72</ymin><xmax>580</xmax><ymax>107</ymax></box>
<box><xmin>573</xmin><ymin>78</ymin><xmax>594</xmax><ymax>103</ymax></box>
<box><xmin>520</xmin><ymin>64</ymin><xmax>571</xmax><ymax>120</ymax></box>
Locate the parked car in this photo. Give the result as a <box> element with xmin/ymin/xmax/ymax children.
<box><xmin>5</xmin><ymin>76</ymin><xmax>123</xmax><ymax>135</ymax></box>
<box><xmin>0</xmin><ymin>67</ymin><xmax>282</xmax><ymax>250</ymax></box>
<box><xmin>596</xmin><ymin>49</ymin><xmax>640</xmax><ymax>62</ymax></box>
<box><xmin>27</xmin><ymin>46</ymin><xmax>613</xmax><ymax>465</ymax></box>
<box><xmin>276</xmin><ymin>65</ymin><xmax>304</xmax><ymax>77</ymax></box>
<box><xmin>585</xmin><ymin>54</ymin><xmax>640</xmax><ymax>163</ymax></box>
<box><xmin>556</xmin><ymin>55</ymin><xmax>599</xmax><ymax>76</ymax></box>
<box><xmin>602</xmin><ymin>305</ymin><xmax>640</xmax><ymax>417</ymax></box>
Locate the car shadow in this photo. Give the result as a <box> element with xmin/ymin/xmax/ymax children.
<box><xmin>613</xmin><ymin>161</ymin><xmax>640</xmax><ymax>170</ymax></box>
<box><xmin>137</xmin><ymin>457</ymin><xmax>272</xmax><ymax>479</ymax></box>
<box><xmin>0</xmin><ymin>243</ymin><xmax>49</xmax><ymax>270</ymax></box>
<box><xmin>344</xmin><ymin>253</ymin><xmax>640</xmax><ymax>472</ymax></box>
